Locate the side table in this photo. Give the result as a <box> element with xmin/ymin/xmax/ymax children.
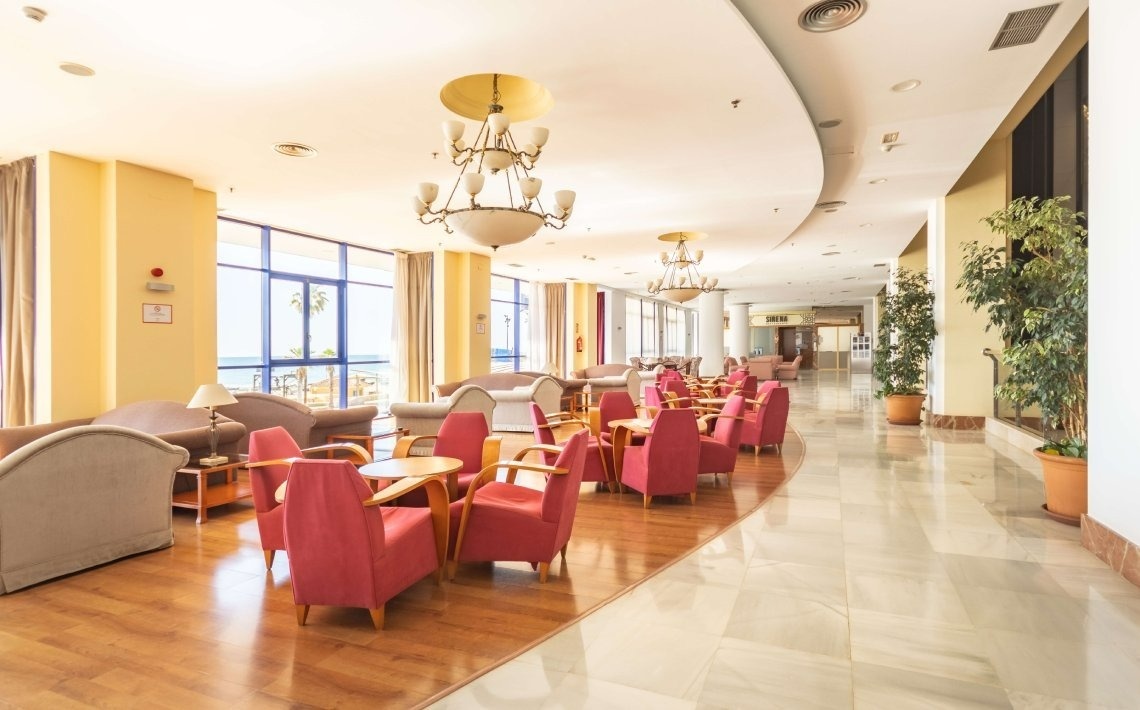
<box><xmin>172</xmin><ymin>457</ymin><xmax>251</xmax><ymax>524</ymax></box>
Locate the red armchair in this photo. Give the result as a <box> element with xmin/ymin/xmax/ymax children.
<box><xmin>697</xmin><ymin>393</ymin><xmax>747</xmax><ymax>485</ymax></box>
<box><xmin>620</xmin><ymin>408</ymin><xmax>700</xmax><ymax>508</ymax></box>
<box><xmin>392</xmin><ymin>411</ymin><xmax>502</xmax><ymax>501</ymax></box>
<box><xmin>247</xmin><ymin>426</ymin><xmax>371</xmax><ymax>569</ymax></box>
<box><xmin>741</xmin><ymin>385</ymin><xmax>790</xmax><ymax>453</ymax></box>
<box><xmin>450</xmin><ymin>429</ymin><xmax>589</xmax><ymax>583</ymax></box>
<box><xmin>282</xmin><ymin>459</ymin><xmax>448</xmax><ymax>629</ymax></box>
<box><xmin>597</xmin><ymin>391</ymin><xmax>644</xmax><ymax>444</ymax></box>
<box><xmin>529</xmin><ymin>403</ymin><xmax>613</xmax><ymax>491</ymax></box>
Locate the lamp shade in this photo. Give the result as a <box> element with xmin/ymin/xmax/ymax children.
<box><xmin>188</xmin><ymin>383</ymin><xmax>237</xmax><ymax>409</ymax></box>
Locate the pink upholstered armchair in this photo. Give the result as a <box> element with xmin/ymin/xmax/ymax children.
<box><xmin>697</xmin><ymin>393</ymin><xmax>747</xmax><ymax>485</ymax></box>
<box><xmin>597</xmin><ymin>391</ymin><xmax>644</xmax><ymax>444</ymax></box>
<box><xmin>392</xmin><ymin>411</ymin><xmax>502</xmax><ymax>501</ymax></box>
<box><xmin>247</xmin><ymin>426</ymin><xmax>372</xmax><ymax>569</ymax></box>
<box><xmin>450</xmin><ymin>429</ymin><xmax>589</xmax><ymax>583</ymax></box>
<box><xmin>529</xmin><ymin>403</ymin><xmax>613</xmax><ymax>491</ymax></box>
<box><xmin>741</xmin><ymin>385</ymin><xmax>790</xmax><ymax>453</ymax></box>
<box><xmin>282</xmin><ymin>459</ymin><xmax>449</xmax><ymax>629</ymax></box>
<box><xmin>620</xmin><ymin>408</ymin><xmax>700</xmax><ymax>508</ymax></box>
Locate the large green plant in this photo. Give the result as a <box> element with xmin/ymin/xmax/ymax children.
<box><xmin>957</xmin><ymin>195</ymin><xmax>1088</xmax><ymax>457</ymax></box>
<box><xmin>873</xmin><ymin>267</ymin><xmax>937</xmax><ymax>398</ymax></box>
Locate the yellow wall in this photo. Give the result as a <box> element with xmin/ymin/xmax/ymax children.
<box><xmin>931</xmin><ymin>139</ymin><xmax>1009</xmax><ymax>417</ymax></box>
<box><xmin>898</xmin><ymin>224</ymin><xmax>927</xmax><ymax>272</ymax></box>
<box><xmin>432</xmin><ymin>250</ymin><xmax>490</xmax><ymax>385</ymax></box>
<box><xmin>34</xmin><ymin>152</ymin><xmax>104</xmax><ymax>421</ymax></box>
<box><xmin>33</xmin><ymin>154</ymin><xmax>217</xmax><ymax>421</ymax></box>
<box><xmin>569</xmin><ymin>282</ymin><xmax>597</xmax><ymax>372</ymax></box>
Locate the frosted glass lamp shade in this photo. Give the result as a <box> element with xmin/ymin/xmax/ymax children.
<box><xmin>487</xmin><ymin>112</ymin><xmax>510</xmax><ymax>135</ymax></box>
<box><xmin>462</xmin><ymin>172</ymin><xmax>485</xmax><ymax>196</ymax></box>
<box><xmin>418</xmin><ymin>182</ymin><xmax>439</xmax><ymax>205</ymax></box>
<box><xmin>520</xmin><ymin>177</ymin><xmax>542</xmax><ymax>199</ymax></box>
<box><xmin>412</xmin><ymin>196</ymin><xmax>429</xmax><ymax>216</ymax></box>
<box><xmin>530</xmin><ymin>127</ymin><xmax>549</xmax><ymax>147</ymax></box>
<box><xmin>443</xmin><ymin>120</ymin><xmax>465</xmax><ymax>142</ymax></box>
<box><xmin>554</xmin><ymin>190</ymin><xmax>576</xmax><ymax>210</ymax></box>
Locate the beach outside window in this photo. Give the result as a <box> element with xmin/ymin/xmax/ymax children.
<box><xmin>491</xmin><ymin>274</ymin><xmax>529</xmax><ymax>372</ymax></box>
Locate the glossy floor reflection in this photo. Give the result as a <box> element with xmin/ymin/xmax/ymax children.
<box><xmin>432</xmin><ymin>371</ymin><xmax>1140</xmax><ymax>709</ymax></box>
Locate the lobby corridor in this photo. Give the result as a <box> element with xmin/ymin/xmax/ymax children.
<box><xmin>433</xmin><ymin>372</ymin><xmax>1140</xmax><ymax>708</ymax></box>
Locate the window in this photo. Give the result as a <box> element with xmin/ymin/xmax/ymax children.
<box><xmin>217</xmin><ymin>217</ymin><xmax>395</xmax><ymax>412</ymax></box>
<box><xmin>491</xmin><ymin>274</ymin><xmax>529</xmax><ymax>372</ymax></box>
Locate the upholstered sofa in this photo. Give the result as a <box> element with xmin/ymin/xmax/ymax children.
<box><xmin>0</xmin><ymin>425</ymin><xmax>189</xmax><ymax>594</ymax></box>
<box><xmin>390</xmin><ymin>384</ymin><xmax>496</xmax><ymax>454</ymax></box>
<box><xmin>220</xmin><ymin>392</ymin><xmax>378</xmax><ymax>453</ymax></box>
<box><xmin>568</xmin><ymin>365</ymin><xmax>642</xmax><ymax>403</ymax></box>
<box><xmin>435</xmin><ymin>373</ymin><xmax>562</xmax><ymax>432</ymax></box>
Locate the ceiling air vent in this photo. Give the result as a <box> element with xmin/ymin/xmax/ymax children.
<box><xmin>273</xmin><ymin>142</ymin><xmax>318</xmax><ymax>158</ymax></box>
<box><xmin>815</xmin><ymin>200</ymin><xmax>847</xmax><ymax>209</ymax></box>
<box><xmin>990</xmin><ymin>4</ymin><xmax>1058</xmax><ymax>51</ymax></box>
<box><xmin>799</xmin><ymin>0</ymin><xmax>867</xmax><ymax>33</ymax></box>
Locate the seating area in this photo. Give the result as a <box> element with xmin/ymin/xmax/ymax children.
<box><xmin>221</xmin><ymin>391</ymin><xmax>377</xmax><ymax>453</ymax></box>
<box><xmin>434</xmin><ymin>373</ymin><xmax>562</xmax><ymax>432</ymax></box>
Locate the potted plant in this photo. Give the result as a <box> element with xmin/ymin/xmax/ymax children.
<box><xmin>873</xmin><ymin>267</ymin><xmax>937</xmax><ymax>425</ymax></box>
<box><xmin>957</xmin><ymin>195</ymin><xmax>1088</xmax><ymax>525</ymax></box>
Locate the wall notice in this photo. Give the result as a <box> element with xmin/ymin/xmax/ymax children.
<box><xmin>142</xmin><ymin>303</ymin><xmax>173</xmax><ymax>324</ymax></box>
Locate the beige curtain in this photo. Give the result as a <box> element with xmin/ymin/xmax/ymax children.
<box><xmin>1</xmin><ymin>157</ymin><xmax>35</xmax><ymax>426</ymax></box>
<box><xmin>394</xmin><ymin>251</ymin><xmax>432</xmax><ymax>403</ymax></box>
<box><xmin>544</xmin><ymin>282</ymin><xmax>566</xmax><ymax>376</ymax></box>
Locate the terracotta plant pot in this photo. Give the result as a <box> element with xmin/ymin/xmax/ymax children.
<box><xmin>884</xmin><ymin>393</ymin><xmax>925</xmax><ymax>425</ymax></box>
<box><xmin>1033</xmin><ymin>448</ymin><xmax>1088</xmax><ymax>526</ymax></box>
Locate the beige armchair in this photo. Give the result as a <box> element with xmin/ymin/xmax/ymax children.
<box><xmin>390</xmin><ymin>385</ymin><xmax>496</xmax><ymax>454</ymax></box>
<box><xmin>777</xmin><ymin>355</ymin><xmax>803</xmax><ymax>380</ymax></box>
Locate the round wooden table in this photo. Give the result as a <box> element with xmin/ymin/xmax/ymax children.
<box><xmin>275</xmin><ymin>456</ymin><xmax>465</xmax><ymax>502</ymax></box>
<box><xmin>360</xmin><ymin>456</ymin><xmax>465</xmax><ymax>500</ymax></box>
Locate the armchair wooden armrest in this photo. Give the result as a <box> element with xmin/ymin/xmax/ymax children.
<box><xmin>246</xmin><ymin>456</ymin><xmax>301</xmax><ymax>469</ymax></box>
<box><xmin>697</xmin><ymin>413</ymin><xmax>745</xmax><ymax>428</ymax></box>
<box><xmin>393</xmin><ymin>434</ymin><xmax>439</xmax><ymax>458</ymax></box>
<box><xmin>300</xmin><ymin>442</ymin><xmax>373</xmax><ymax>464</ymax></box>
<box><xmin>744</xmin><ymin>393</ymin><xmax>769</xmax><ymax>409</ymax></box>
<box><xmin>364</xmin><ymin>476</ymin><xmax>449</xmax><ymax>583</ymax></box>
<box><xmin>481</xmin><ymin>435</ymin><xmax>504</xmax><ymax>470</ymax></box>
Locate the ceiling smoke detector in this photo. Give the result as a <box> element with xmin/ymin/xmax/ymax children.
<box><xmin>798</xmin><ymin>0</ymin><xmax>867</xmax><ymax>33</ymax></box>
<box><xmin>273</xmin><ymin>142</ymin><xmax>318</xmax><ymax>158</ymax></box>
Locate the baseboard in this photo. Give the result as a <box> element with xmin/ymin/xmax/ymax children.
<box><xmin>985</xmin><ymin>417</ymin><xmax>1043</xmax><ymax>455</ymax></box>
<box><xmin>1082</xmin><ymin>515</ymin><xmax>1140</xmax><ymax>590</ymax></box>
<box><xmin>927</xmin><ymin>414</ymin><xmax>986</xmax><ymax>430</ymax></box>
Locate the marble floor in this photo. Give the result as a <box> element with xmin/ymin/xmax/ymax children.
<box><xmin>431</xmin><ymin>371</ymin><xmax>1140</xmax><ymax>709</ymax></box>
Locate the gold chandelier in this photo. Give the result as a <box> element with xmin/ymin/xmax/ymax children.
<box><xmin>413</xmin><ymin>73</ymin><xmax>575</xmax><ymax>250</ymax></box>
<box><xmin>646</xmin><ymin>232</ymin><xmax>718</xmax><ymax>304</ymax></box>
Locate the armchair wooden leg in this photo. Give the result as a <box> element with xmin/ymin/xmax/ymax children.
<box><xmin>538</xmin><ymin>561</ymin><xmax>550</xmax><ymax>583</ymax></box>
<box><xmin>447</xmin><ymin>560</ymin><xmax>458</xmax><ymax>581</ymax></box>
<box><xmin>295</xmin><ymin>605</ymin><xmax>309</xmax><ymax>626</ymax></box>
<box><xmin>263</xmin><ymin>549</ymin><xmax>276</xmax><ymax>570</ymax></box>
<box><xmin>689</xmin><ymin>491</ymin><xmax>697</xmax><ymax>505</ymax></box>
<box><xmin>369</xmin><ymin>606</ymin><xmax>385</xmax><ymax>630</ymax></box>
<box><xmin>643</xmin><ymin>494</ymin><xmax>651</xmax><ymax>509</ymax></box>
<box><xmin>560</xmin><ymin>543</ymin><xmax>568</xmax><ymax>561</ymax></box>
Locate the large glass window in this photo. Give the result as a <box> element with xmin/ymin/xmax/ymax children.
<box><xmin>217</xmin><ymin>217</ymin><xmax>394</xmax><ymax>412</ymax></box>
<box><xmin>491</xmin><ymin>274</ymin><xmax>529</xmax><ymax>372</ymax></box>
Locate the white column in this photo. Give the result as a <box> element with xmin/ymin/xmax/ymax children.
<box><xmin>1089</xmin><ymin>0</ymin><xmax>1140</xmax><ymax>544</ymax></box>
<box><xmin>697</xmin><ymin>290</ymin><xmax>725</xmax><ymax>376</ymax></box>
<box><xmin>729</xmin><ymin>303</ymin><xmax>750</xmax><ymax>359</ymax></box>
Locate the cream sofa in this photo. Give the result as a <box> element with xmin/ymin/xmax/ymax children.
<box><xmin>0</xmin><ymin>425</ymin><xmax>189</xmax><ymax>594</ymax></box>
<box><xmin>390</xmin><ymin>384</ymin><xmax>496</xmax><ymax>454</ymax></box>
<box><xmin>435</xmin><ymin>373</ymin><xmax>562</xmax><ymax>432</ymax></box>
<box><xmin>220</xmin><ymin>392</ymin><xmax>377</xmax><ymax>453</ymax></box>
<box><xmin>568</xmin><ymin>365</ymin><xmax>642</xmax><ymax>403</ymax></box>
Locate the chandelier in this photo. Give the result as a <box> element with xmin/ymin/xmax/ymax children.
<box><xmin>413</xmin><ymin>73</ymin><xmax>575</xmax><ymax>250</ymax></box>
<box><xmin>646</xmin><ymin>231</ymin><xmax>719</xmax><ymax>304</ymax></box>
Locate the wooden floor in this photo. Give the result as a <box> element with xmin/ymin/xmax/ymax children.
<box><xmin>0</xmin><ymin>430</ymin><xmax>803</xmax><ymax>709</ymax></box>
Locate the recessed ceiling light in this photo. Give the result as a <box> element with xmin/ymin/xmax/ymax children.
<box><xmin>873</xmin><ymin>262</ymin><xmax>888</xmax><ymax>267</ymax></box>
<box><xmin>582</xmin><ymin>255</ymin><xmax>595</xmax><ymax>261</ymax></box>
<box><xmin>859</xmin><ymin>222</ymin><xmax>873</xmax><ymax>228</ymax></box>
<box><xmin>817</xmin><ymin>118</ymin><xmax>842</xmax><ymax>128</ymax></box>
<box><xmin>869</xmin><ymin>178</ymin><xmax>888</xmax><ymax>184</ymax></box>
<box><xmin>843</xmin><ymin>276</ymin><xmax>859</xmax><ymax>280</ymax></box>
<box><xmin>624</xmin><ymin>271</ymin><xmax>636</xmax><ymax>276</ymax></box>
<box><xmin>59</xmin><ymin>62</ymin><xmax>94</xmax><ymax>77</ymax></box>
<box><xmin>825</xmin><ymin>208</ymin><xmax>838</xmax><ymax>213</ymax></box>
<box><xmin>506</xmin><ymin>263</ymin><xmax>524</xmax><ymax>268</ymax></box>
<box><xmin>815</xmin><ymin>200</ymin><xmax>847</xmax><ymax>209</ymax></box>
<box><xmin>891</xmin><ymin>79</ymin><xmax>922</xmax><ymax>92</ymax></box>
<box><xmin>273</xmin><ymin>142</ymin><xmax>317</xmax><ymax>157</ymax></box>
<box><xmin>546</xmin><ymin>241</ymin><xmax>556</xmax><ymax>246</ymax></box>
<box><xmin>566</xmin><ymin>277</ymin><xmax>578</xmax><ymax>281</ymax></box>
<box><xmin>822</xmin><ymin>251</ymin><xmax>841</xmax><ymax>256</ymax></box>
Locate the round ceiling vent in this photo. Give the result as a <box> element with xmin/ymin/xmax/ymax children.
<box><xmin>815</xmin><ymin>200</ymin><xmax>847</xmax><ymax>209</ymax></box>
<box><xmin>798</xmin><ymin>0</ymin><xmax>867</xmax><ymax>33</ymax></box>
<box><xmin>273</xmin><ymin>142</ymin><xmax>318</xmax><ymax>158</ymax></box>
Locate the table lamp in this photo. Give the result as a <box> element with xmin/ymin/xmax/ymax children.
<box><xmin>187</xmin><ymin>383</ymin><xmax>238</xmax><ymax>466</ymax></box>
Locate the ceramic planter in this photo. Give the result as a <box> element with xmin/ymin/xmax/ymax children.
<box><xmin>884</xmin><ymin>393</ymin><xmax>925</xmax><ymax>425</ymax></box>
<box><xmin>1033</xmin><ymin>448</ymin><xmax>1088</xmax><ymax>526</ymax></box>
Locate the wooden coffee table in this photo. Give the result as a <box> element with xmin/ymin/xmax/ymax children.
<box><xmin>359</xmin><ymin>456</ymin><xmax>465</xmax><ymax>500</ymax></box>
<box><xmin>172</xmin><ymin>457</ymin><xmax>250</xmax><ymax>524</ymax></box>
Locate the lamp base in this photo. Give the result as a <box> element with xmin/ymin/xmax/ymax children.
<box><xmin>198</xmin><ymin>455</ymin><xmax>229</xmax><ymax>467</ymax></box>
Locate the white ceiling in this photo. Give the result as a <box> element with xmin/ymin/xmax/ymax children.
<box><xmin>1</xmin><ymin>0</ymin><xmax>1087</xmax><ymax>310</ymax></box>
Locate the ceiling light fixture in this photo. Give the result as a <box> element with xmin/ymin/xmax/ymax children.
<box><xmin>646</xmin><ymin>232</ymin><xmax>718</xmax><ymax>304</ymax></box>
<box><xmin>273</xmin><ymin>142</ymin><xmax>317</xmax><ymax>157</ymax></box>
<box><xmin>59</xmin><ymin>62</ymin><xmax>94</xmax><ymax>77</ymax></box>
<box><xmin>869</xmin><ymin>178</ymin><xmax>888</xmax><ymax>184</ymax></box>
<box><xmin>414</xmin><ymin>73</ymin><xmax>575</xmax><ymax>251</ymax></box>
<box><xmin>891</xmin><ymin>79</ymin><xmax>922</xmax><ymax>92</ymax></box>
